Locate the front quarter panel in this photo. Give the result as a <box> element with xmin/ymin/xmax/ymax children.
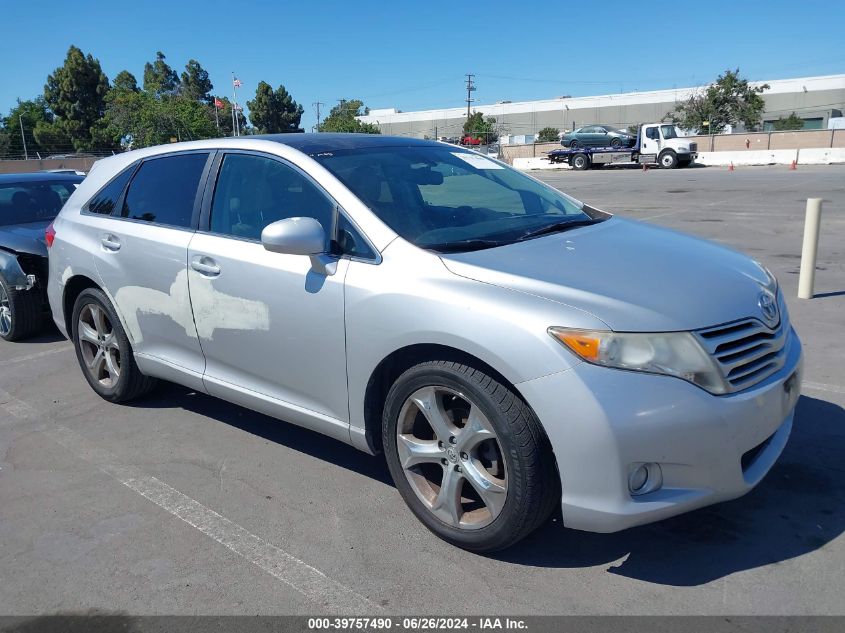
<box><xmin>344</xmin><ymin>239</ymin><xmax>609</xmax><ymax>438</ymax></box>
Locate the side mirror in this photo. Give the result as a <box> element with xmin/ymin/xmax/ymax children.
<box><xmin>261</xmin><ymin>217</ymin><xmax>337</xmax><ymax>275</ymax></box>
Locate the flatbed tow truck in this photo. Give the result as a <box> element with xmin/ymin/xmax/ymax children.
<box><xmin>548</xmin><ymin>123</ymin><xmax>698</xmax><ymax>170</ymax></box>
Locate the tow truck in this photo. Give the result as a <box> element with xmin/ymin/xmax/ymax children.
<box><xmin>548</xmin><ymin>123</ymin><xmax>698</xmax><ymax>170</ymax></box>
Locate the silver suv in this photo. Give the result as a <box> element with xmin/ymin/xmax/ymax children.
<box><xmin>47</xmin><ymin>135</ymin><xmax>802</xmax><ymax>551</ymax></box>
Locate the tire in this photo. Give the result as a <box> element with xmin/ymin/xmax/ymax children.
<box><xmin>568</xmin><ymin>139</ymin><xmax>579</xmax><ymax>148</ymax></box>
<box><xmin>570</xmin><ymin>153</ymin><xmax>590</xmax><ymax>171</ymax></box>
<box><xmin>659</xmin><ymin>150</ymin><xmax>678</xmax><ymax>169</ymax></box>
<box><xmin>71</xmin><ymin>287</ymin><xmax>157</xmax><ymax>402</ymax></box>
<box><xmin>0</xmin><ymin>272</ymin><xmax>43</xmax><ymax>342</ymax></box>
<box><xmin>382</xmin><ymin>360</ymin><xmax>559</xmax><ymax>552</ymax></box>
<box><xmin>610</xmin><ymin>137</ymin><xmax>622</xmax><ymax>149</ymax></box>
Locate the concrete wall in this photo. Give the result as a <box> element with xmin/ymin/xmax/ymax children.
<box><xmin>685</xmin><ymin>129</ymin><xmax>845</xmax><ymax>152</ymax></box>
<box><xmin>0</xmin><ymin>157</ymin><xmax>98</xmax><ymax>174</ymax></box>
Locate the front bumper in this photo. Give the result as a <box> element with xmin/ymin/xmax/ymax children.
<box><xmin>518</xmin><ymin>326</ymin><xmax>802</xmax><ymax>532</ymax></box>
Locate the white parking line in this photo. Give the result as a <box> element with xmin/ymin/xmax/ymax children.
<box><xmin>3</xmin><ymin>345</ymin><xmax>72</xmax><ymax>365</ymax></box>
<box><xmin>42</xmin><ymin>424</ymin><xmax>382</xmax><ymax>613</ymax></box>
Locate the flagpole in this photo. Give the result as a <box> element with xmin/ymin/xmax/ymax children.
<box><xmin>214</xmin><ymin>98</ymin><xmax>219</xmax><ymax>130</ymax></box>
<box><xmin>231</xmin><ymin>73</ymin><xmax>238</xmax><ymax>137</ymax></box>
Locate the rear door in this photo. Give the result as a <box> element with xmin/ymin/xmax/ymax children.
<box><xmin>91</xmin><ymin>151</ymin><xmax>212</xmax><ymax>387</ymax></box>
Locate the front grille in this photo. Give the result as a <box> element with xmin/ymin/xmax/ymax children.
<box><xmin>689</xmin><ymin>142</ymin><xmax>698</xmax><ymax>152</ymax></box>
<box><xmin>695</xmin><ymin>317</ymin><xmax>788</xmax><ymax>393</ymax></box>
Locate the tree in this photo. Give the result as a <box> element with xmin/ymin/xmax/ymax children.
<box><xmin>463</xmin><ymin>111</ymin><xmax>498</xmax><ymax>143</ymax></box>
<box><xmin>43</xmin><ymin>45</ymin><xmax>110</xmax><ymax>151</ymax></box>
<box><xmin>537</xmin><ymin>127</ymin><xmax>560</xmax><ymax>142</ymax></box>
<box><xmin>246</xmin><ymin>81</ymin><xmax>304</xmax><ymax>133</ymax></box>
<box><xmin>180</xmin><ymin>60</ymin><xmax>214</xmax><ymax>103</ymax></box>
<box><xmin>772</xmin><ymin>112</ymin><xmax>805</xmax><ymax>131</ymax></box>
<box><xmin>112</xmin><ymin>70</ymin><xmax>139</xmax><ymax>93</ymax></box>
<box><xmin>2</xmin><ymin>98</ymin><xmax>71</xmax><ymax>158</ymax></box>
<box><xmin>668</xmin><ymin>69</ymin><xmax>769</xmax><ymax>134</ymax></box>
<box><xmin>143</xmin><ymin>51</ymin><xmax>178</xmax><ymax>97</ymax></box>
<box><xmin>318</xmin><ymin>99</ymin><xmax>381</xmax><ymax>133</ymax></box>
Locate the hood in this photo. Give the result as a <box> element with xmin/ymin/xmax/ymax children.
<box><xmin>440</xmin><ymin>217</ymin><xmax>774</xmax><ymax>332</ymax></box>
<box><xmin>0</xmin><ymin>221</ymin><xmax>50</xmax><ymax>257</ymax></box>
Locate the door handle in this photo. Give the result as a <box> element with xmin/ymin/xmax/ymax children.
<box><xmin>101</xmin><ymin>234</ymin><xmax>121</xmax><ymax>251</ymax></box>
<box><xmin>191</xmin><ymin>256</ymin><xmax>221</xmax><ymax>277</ymax></box>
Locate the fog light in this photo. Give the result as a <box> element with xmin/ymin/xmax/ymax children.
<box><xmin>628</xmin><ymin>462</ymin><xmax>662</xmax><ymax>496</ymax></box>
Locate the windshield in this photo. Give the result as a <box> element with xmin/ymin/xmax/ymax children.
<box><xmin>313</xmin><ymin>145</ymin><xmax>601</xmax><ymax>251</ymax></box>
<box><xmin>0</xmin><ymin>179</ymin><xmax>81</xmax><ymax>226</ymax></box>
<box><xmin>660</xmin><ymin>125</ymin><xmax>680</xmax><ymax>139</ymax></box>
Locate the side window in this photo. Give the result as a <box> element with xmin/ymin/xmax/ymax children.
<box><xmin>209</xmin><ymin>153</ymin><xmax>335</xmax><ymax>243</ymax></box>
<box><xmin>645</xmin><ymin>127</ymin><xmax>659</xmax><ymax>140</ymax></box>
<box><xmin>121</xmin><ymin>153</ymin><xmax>208</xmax><ymax>227</ymax></box>
<box><xmin>335</xmin><ymin>213</ymin><xmax>376</xmax><ymax>260</ymax></box>
<box><xmin>86</xmin><ymin>166</ymin><xmax>135</xmax><ymax>215</ymax></box>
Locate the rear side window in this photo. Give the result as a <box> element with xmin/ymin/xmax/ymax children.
<box><xmin>121</xmin><ymin>153</ymin><xmax>208</xmax><ymax>227</ymax></box>
<box><xmin>87</xmin><ymin>166</ymin><xmax>135</xmax><ymax>215</ymax></box>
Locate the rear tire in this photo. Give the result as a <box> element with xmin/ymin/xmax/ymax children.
<box><xmin>71</xmin><ymin>288</ymin><xmax>157</xmax><ymax>402</ymax></box>
<box><xmin>570</xmin><ymin>153</ymin><xmax>590</xmax><ymax>171</ymax></box>
<box><xmin>0</xmin><ymin>273</ymin><xmax>43</xmax><ymax>342</ymax></box>
<box><xmin>568</xmin><ymin>139</ymin><xmax>579</xmax><ymax>148</ymax></box>
<box><xmin>610</xmin><ymin>137</ymin><xmax>622</xmax><ymax>149</ymax></box>
<box><xmin>382</xmin><ymin>360</ymin><xmax>559</xmax><ymax>552</ymax></box>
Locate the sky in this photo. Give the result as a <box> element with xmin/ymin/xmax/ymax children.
<box><xmin>2</xmin><ymin>0</ymin><xmax>844</xmax><ymax>132</ymax></box>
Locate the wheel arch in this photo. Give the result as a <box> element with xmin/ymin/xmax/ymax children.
<box><xmin>362</xmin><ymin>343</ymin><xmax>531</xmax><ymax>455</ymax></box>
<box><xmin>62</xmin><ymin>274</ymin><xmax>103</xmax><ymax>337</ymax></box>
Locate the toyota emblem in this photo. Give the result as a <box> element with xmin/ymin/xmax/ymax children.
<box><xmin>758</xmin><ymin>292</ymin><xmax>778</xmax><ymax>326</ymax></box>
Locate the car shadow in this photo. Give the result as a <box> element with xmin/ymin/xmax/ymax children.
<box><xmin>496</xmin><ymin>394</ymin><xmax>845</xmax><ymax>585</ymax></box>
<box><xmin>132</xmin><ymin>382</ymin><xmax>393</xmax><ymax>486</ymax></box>
<box><xmin>131</xmin><ymin>386</ymin><xmax>843</xmax><ymax>586</ymax></box>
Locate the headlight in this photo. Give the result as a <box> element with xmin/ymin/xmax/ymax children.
<box><xmin>548</xmin><ymin>327</ymin><xmax>728</xmax><ymax>394</ymax></box>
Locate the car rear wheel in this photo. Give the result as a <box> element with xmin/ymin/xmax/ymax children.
<box><xmin>0</xmin><ymin>273</ymin><xmax>42</xmax><ymax>342</ymax></box>
<box><xmin>610</xmin><ymin>137</ymin><xmax>622</xmax><ymax>149</ymax></box>
<box><xmin>568</xmin><ymin>139</ymin><xmax>579</xmax><ymax>148</ymax></box>
<box><xmin>71</xmin><ymin>288</ymin><xmax>157</xmax><ymax>402</ymax></box>
<box><xmin>382</xmin><ymin>360</ymin><xmax>559</xmax><ymax>552</ymax></box>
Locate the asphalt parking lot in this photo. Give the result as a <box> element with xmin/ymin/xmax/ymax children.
<box><xmin>1</xmin><ymin>164</ymin><xmax>843</xmax><ymax>616</ymax></box>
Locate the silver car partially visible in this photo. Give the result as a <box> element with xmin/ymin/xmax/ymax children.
<box><xmin>47</xmin><ymin>135</ymin><xmax>802</xmax><ymax>551</ymax></box>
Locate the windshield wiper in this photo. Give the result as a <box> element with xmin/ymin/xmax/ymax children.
<box><xmin>423</xmin><ymin>238</ymin><xmax>509</xmax><ymax>253</ymax></box>
<box><xmin>516</xmin><ymin>218</ymin><xmax>602</xmax><ymax>242</ymax></box>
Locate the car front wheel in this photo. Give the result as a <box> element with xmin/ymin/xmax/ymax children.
<box><xmin>382</xmin><ymin>360</ymin><xmax>559</xmax><ymax>552</ymax></box>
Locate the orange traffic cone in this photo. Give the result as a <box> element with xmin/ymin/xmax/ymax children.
<box><xmin>728</xmin><ymin>163</ymin><xmax>734</xmax><ymax>172</ymax></box>
<box><xmin>790</xmin><ymin>159</ymin><xmax>797</xmax><ymax>170</ymax></box>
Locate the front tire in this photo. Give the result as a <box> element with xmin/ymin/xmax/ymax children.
<box><xmin>71</xmin><ymin>288</ymin><xmax>157</xmax><ymax>402</ymax></box>
<box><xmin>659</xmin><ymin>150</ymin><xmax>678</xmax><ymax>169</ymax></box>
<box><xmin>382</xmin><ymin>360</ymin><xmax>559</xmax><ymax>552</ymax></box>
<box><xmin>570</xmin><ymin>153</ymin><xmax>590</xmax><ymax>171</ymax></box>
<box><xmin>0</xmin><ymin>273</ymin><xmax>42</xmax><ymax>342</ymax></box>
<box><xmin>610</xmin><ymin>137</ymin><xmax>622</xmax><ymax>149</ymax></box>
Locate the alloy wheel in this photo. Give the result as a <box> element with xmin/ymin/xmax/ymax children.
<box><xmin>396</xmin><ymin>386</ymin><xmax>507</xmax><ymax>530</ymax></box>
<box><xmin>0</xmin><ymin>284</ymin><xmax>10</xmax><ymax>336</ymax></box>
<box><xmin>77</xmin><ymin>303</ymin><xmax>121</xmax><ymax>388</ymax></box>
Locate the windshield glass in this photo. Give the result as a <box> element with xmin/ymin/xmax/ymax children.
<box><xmin>660</xmin><ymin>125</ymin><xmax>680</xmax><ymax>139</ymax></box>
<box><xmin>313</xmin><ymin>145</ymin><xmax>598</xmax><ymax>251</ymax></box>
<box><xmin>0</xmin><ymin>180</ymin><xmax>81</xmax><ymax>226</ymax></box>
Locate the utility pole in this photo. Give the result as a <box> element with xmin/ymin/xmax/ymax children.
<box><xmin>19</xmin><ymin>115</ymin><xmax>29</xmax><ymax>160</ymax></box>
<box><xmin>465</xmin><ymin>73</ymin><xmax>476</xmax><ymax>119</ymax></box>
<box><xmin>313</xmin><ymin>101</ymin><xmax>324</xmax><ymax>131</ymax></box>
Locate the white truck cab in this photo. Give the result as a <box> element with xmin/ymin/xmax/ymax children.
<box><xmin>639</xmin><ymin>123</ymin><xmax>698</xmax><ymax>168</ymax></box>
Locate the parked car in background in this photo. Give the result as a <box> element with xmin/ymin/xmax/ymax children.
<box><xmin>48</xmin><ymin>135</ymin><xmax>801</xmax><ymax>552</ymax></box>
<box><xmin>0</xmin><ymin>172</ymin><xmax>83</xmax><ymax>340</ymax></box>
<box><xmin>562</xmin><ymin>125</ymin><xmax>637</xmax><ymax>149</ymax></box>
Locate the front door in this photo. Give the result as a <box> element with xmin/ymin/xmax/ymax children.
<box><xmin>641</xmin><ymin>125</ymin><xmax>662</xmax><ymax>156</ymax></box>
<box><xmin>187</xmin><ymin>152</ymin><xmax>350</xmax><ymax>431</ymax></box>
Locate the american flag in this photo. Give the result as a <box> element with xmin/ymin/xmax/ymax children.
<box><xmin>214</xmin><ymin>98</ymin><xmax>223</xmax><ymax>108</ymax></box>
<box><xmin>233</xmin><ymin>103</ymin><xmax>243</xmax><ymax>111</ymax></box>
<box><xmin>233</xmin><ymin>77</ymin><xmax>242</xmax><ymax>88</ymax></box>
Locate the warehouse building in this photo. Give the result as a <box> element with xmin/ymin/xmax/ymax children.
<box><xmin>357</xmin><ymin>74</ymin><xmax>845</xmax><ymax>141</ymax></box>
